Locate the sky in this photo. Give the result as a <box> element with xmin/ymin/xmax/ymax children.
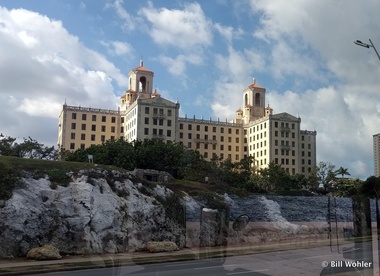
<box><xmin>0</xmin><ymin>0</ymin><xmax>379</xmax><ymax>179</ymax></box>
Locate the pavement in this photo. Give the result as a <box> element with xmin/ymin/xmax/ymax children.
<box><xmin>0</xmin><ymin>239</ymin><xmax>333</xmax><ymax>276</ymax></box>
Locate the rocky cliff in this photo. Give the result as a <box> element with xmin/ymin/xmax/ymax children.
<box><xmin>0</xmin><ymin>169</ymin><xmax>186</xmax><ymax>258</ymax></box>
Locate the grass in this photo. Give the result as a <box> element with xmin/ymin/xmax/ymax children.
<box><xmin>0</xmin><ymin>156</ymin><xmax>129</xmax><ymax>199</ymax></box>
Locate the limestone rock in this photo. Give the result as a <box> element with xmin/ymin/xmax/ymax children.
<box><xmin>146</xmin><ymin>241</ymin><xmax>178</xmax><ymax>253</ymax></box>
<box><xmin>27</xmin><ymin>244</ymin><xmax>62</xmax><ymax>260</ymax></box>
<box><xmin>0</xmin><ymin>169</ymin><xmax>186</xmax><ymax>258</ymax></box>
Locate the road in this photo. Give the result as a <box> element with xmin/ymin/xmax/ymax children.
<box><xmin>31</xmin><ymin>243</ymin><xmax>377</xmax><ymax>276</ymax></box>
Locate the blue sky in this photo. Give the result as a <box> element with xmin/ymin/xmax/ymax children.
<box><xmin>0</xmin><ymin>0</ymin><xmax>380</xmax><ymax>179</ymax></box>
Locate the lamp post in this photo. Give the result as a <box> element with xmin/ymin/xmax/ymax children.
<box><xmin>354</xmin><ymin>39</ymin><xmax>380</xmax><ymax>62</ymax></box>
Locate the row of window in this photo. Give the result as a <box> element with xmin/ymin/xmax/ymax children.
<box><xmin>179</xmin><ymin>143</ymin><xmax>241</xmax><ymax>161</ymax></box>
<box><xmin>144</xmin><ymin>107</ymin><xmax>173</xmax><ymax>116</ymax></box>
<box><xmin>144</xmin><ymin>118</ymin><xmax>172</xmax><ymax>126</ymax></box>
<box><xmin>179</xmin><ymin>133</ymin><xmax>239</xmax><ymax>143</ymax></box>
<box><xmin>71</xmin><ymin>113</ymin><xmax>117</xmax><ymax>123</ymax></box>
<box><xmin>179</xmin><ymin>124</ymin><xmax>240</xmax><ymax>134</ymax></box>
<box><xmin>143</xmin><ymin>128</ymin><xmax>172</xmax><ymax>137</ymax></box>
<box><xmin>71</xmin><ymin>124</ymin><xmax>117</xmax><ymax>133</ymax></box>
<box><xmin>69</xmin><ymin>136</ymin><xmax>116</xmax><ymax>150</ymax></box>
<box><xmin>248</xmin><ymin>122</ymin><xmax>267</xmax><ymax>133</ymax></box>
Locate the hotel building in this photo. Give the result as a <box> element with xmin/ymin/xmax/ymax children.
<box><xmin>58</xmin><ymin>61</ymin><xmax>317</xmax><ymax>175</ymax></box>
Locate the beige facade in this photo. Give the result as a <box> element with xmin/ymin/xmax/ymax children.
<box><xmin>373</xmin><ymin>133</ymin><xmax>380</xmax><ymax>177</ymax></box>
<box><xmin>58</xmin><ymin>61</ymin><xmax>317</xmax><ymax>175</ymax></box>
<box><xmin>57</xmin><ymin>105</ymin><xmax>121</xmax><ymax>151</ymax></box>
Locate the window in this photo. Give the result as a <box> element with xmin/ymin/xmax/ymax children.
<box><xmin>275</xmin><ymin>122</ymin><xmax>278</xmax><ymax>127</ymax></box>
<box><xmin>91</xmin><ymin>125</ymin><xmax>96</xmax><ymax>131</ymax></box>
<box><xmin>111</xmin><ymin>117</ymin><xmax>116</xmax><ymax>123</ymax></box>
<box><xmin>167</xmin><ymin>120</ymin><xmax>172</xmax><ymax>127</ymax></box>
<box><xmin>159</xmin><ymin>119</ymin><xmax>163</xmax><ymax>126</ymax></box>
<box><xmin>153</xmin><ymin>119</ymin><xmax>157</xmax><ymax>125</ymax></box>
<box><xmin>82</xmin><ymin>114</ymin><xmax>87</xmax><ymax>120</ymax></box>
<box><xmin>102</xmin><ymin>116</ymin><xmax>106</xmax><ymax>122</ymax></box>
<box><xmin>121</xmin><ymin>117</ymin><xmax>125</xmax><ymax>124</ymax></box>
<box><xmin>187</xmin><ymin>142</ymin><xmax>192</xmax><ymax>148</ymax></box>
<box><xmin>101</xmin><ymin>135</ymin><xmax>105</xmax><ymax>142</ymax></box>
<box><xmin>204</xmin><ymin>144</ymin><xmax>208</xmax><ymax>150</ymax></box>
<box><xmin>81</xmin><ymin>124</ymin><xmax>86</xmax><ymax>131</ymax></box>
<box><xmin>81</xmin><ymin>134</ymin><xmax>85</xmax><ymax>140</ymax></box>
<box><xmin>228</xmin><ymin>145</ymin><xmax>231</xmax><ymax>151</ymax></box>
<box><xmin>180</xmin><ymin>123</ymin><xmax>183</xmax><ymax>130</ymax></box>
<box><xmin>167</xmin><ymin>130</ymin><xmax>171</xmax><ymax>137</ymax></box>
<box><xmin>92</xmin><ymin>115</ymin><xmax>96</xmax><ymax>121</ymax></box>
<box><xmin>72</xmin><ymin>113</ymin><xmax>77</xmax><ymax>119</ymax></box>
<box><xmin>111</xmin><ymin>126</ymin><xmax>115</xmax><ymax>133</ymax></box>
<box><xmin>196</xmin><ymin>143</ymin><xmax>200</xmax><ymax>149</ymax></box>
<box><xmin>213</xmin><ymin>127</ymin><xmax>216</xmax><ymax>132</ymax></box>
<box><xmin>180</xmin><ymin>132</ymin><xmax>183</xmax><ymax>138</ymax></box>
<box><xmin>71</xmin><ymin>123</ymin><xmax>76</xmax><ymax>129</ymax></box>
<box><xmin>145</xmin><ymin>117</ymin><xmax>149</xmax><ymax>124</ymax></box>
<box><xmin>188</xmin><ymin>124</ymin><xmax>192</xmax><ymax>130</ymax></box>
<box><xmin>236</xmin><ymin>129</ymin><xmax>239</xmax><ymax>134</ymax></box>
<box><xmin>220</xmin><ymin>145</ymin><xmax>224</xmax><ymax>150</ymax></box>
<box><xmin>196</xmin><ymin>125</ymin><xmax>200</xmax><ymax>131</ymax></box>
<box><xmin>204</xmin><ymin>126</ymin><xmax>208</xmax><ymax>132</ymax></box>
<box><xmin>70</xmin><ymin>133</ymin><xmax>75</xmax><ymax>139</ymax></box>
<box><xmin>144</xmin><ymin>128</ymin><xmax>149</xmax><ymax>135</ymax></box>
<box><xmin>167</xmin><ymin>110</ymin><xmax>172</xmax><ymax>116</ymax></box>
<box><xmin>80</xmin><ymin>144</ymin><xmax>85</xmax><ymax>150</ymax></box>
<box><xmin>221</xmin><ymin>128</ymin><xmax>224</xmax><ymax>133</ymax></box>
<box><xmin>228</xmin><ymin>128</ymin><xmax>232</xmax><ymax>134</ymax></box>
<box><xmin>91</xmin><ymin>134</ymin><xmax>95</xmax><ymax>141</ymax></box>
<box><xmin>236</xmin><ymin>138</ymin><xmax>239</xmax><ymax>143</ymax></box>
<box><xmin>70</xmin><ymin>143</ymin><xmax>75</xmax><ymax>150</ymax></box>
<box><xmin>145</xmin><ymin>107</ymin><xmax>149</xmax><ymax>114</ymax></box>
<box><xmin>228</xmin><ymin>137</ymin><xmax>232</xmax><ymax>142</ymax></box>
<box><xmin>221</xmin><ymin>136</ymin><xmax>224</xmax><ymax>142</ymax></box>
<box><xmin>101</xmin><ymin>125</ymin><xmax>106</xmax><ymax>132</ymax></box>
<box><xmin>188</xmin><ymin>133</ymin><xmax>192</xmax><ymax>139</ymax></box>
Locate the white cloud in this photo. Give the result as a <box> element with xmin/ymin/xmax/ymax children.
<box><xmin>106</xmin><ymin>0</ymin><xmax>137</xmax><ymax>31</ymax></box>
<box><xmin>139</xmin><ymin>2</ymin><xmax>213</xmax><ymax>49</ymax></box>
<box><xmin>211</xmin><ymin>46</ymin><xmax>265</xmax><ymax>118</ymax></box>
<box><xmin>158</xmin><ymin>54</ymin><xmax>203</xmax><ymax>76</ymax></box>
<box><xmin>214</xmin><ymin>23</ymin><xmax>243</xmax><ymax>43</ymax></box>
<box><xmin>0</xmin><ymin>7</ymin><xmax>124</xmax><ymax>146</ymax></box>
<box><xmin>101</xmin><ymin>40</ymin><xmax>133</xmax><ymax>56</ymax></box>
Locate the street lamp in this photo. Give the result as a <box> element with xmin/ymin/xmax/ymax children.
<box><xmin>354</xmin><ymin>39</ymin><xmax>380</xmax><ymax>62</ymax></box>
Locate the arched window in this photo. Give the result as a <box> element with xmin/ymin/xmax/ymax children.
<box><xmin>140</xmin><ymin>76</ymin><xmax>147</xmax><ymax>92</ymax></box>
<box><xmin>245</xmin><ymin>94</ymin><xmax>248</xmax><ymax>106</ymax></box>
<box><xmin>255</xmin><ymin>93</ymin><xmax>260</xmax><ymax>106</ymax></box>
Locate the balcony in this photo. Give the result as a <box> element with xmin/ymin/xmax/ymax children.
<box><xmin>152</xmin><ymin>134</ymin><xmax>166</xmax><ymax>139</ymax></box>
<box><xmin>280</xmin><ymin>144</ymin><xmax>291</xmax><ymax>150</ymax></box>
<box><xmin>280</xmin><ymin>127</ymin><xmax>291</xmax><ymax>132</ymax></box>
<box><xmin>152</xmin><ymin>113</ymin><xmax>166</xmax><ymax>119</ymax></box>
<box><xmin>194</xmin><ymin>139</ymin><xmax>217</xmax><ymax>144</ymax></box>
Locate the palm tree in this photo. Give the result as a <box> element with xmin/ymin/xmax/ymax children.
<box><xmin>335</xmin><ymin>167</ymin><xmax>350</xmax><ymax>179</ymax></box>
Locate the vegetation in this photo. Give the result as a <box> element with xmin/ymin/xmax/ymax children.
<box><xmin>2</xmin><ymin>134</ymin><xmax>378</xmax><ymax>199</ymax></box>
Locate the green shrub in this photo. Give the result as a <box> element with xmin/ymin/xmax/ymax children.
<box><xmin>0</xmin><ymin>163</ymin><xmax>21</xmax><ymax>200</ymax></box>
<box><xmin>48</xmin><ymin>169</ymin><xmax>70</xmax><ymax>186</ymax></box>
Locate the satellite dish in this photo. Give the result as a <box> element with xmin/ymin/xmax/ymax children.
<box><xmin>232</xmin><ymin>214</ymin><xmax>249</xmax><ymax>231</ymax></box>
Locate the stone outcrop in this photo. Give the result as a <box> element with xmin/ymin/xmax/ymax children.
<box><xmin>0</xmin><ymin>169</ymin><xmax>186</xmax><ymax>258</ymax></box>
<box><xmin>146</xmin><ymin>241</ymin><xmax>179</xmax><ymax>253</ymax></box>
<box><xmin>26</xmin><ymin>244</ymin><xmax>62</xmax><ymax>260</ymax></box>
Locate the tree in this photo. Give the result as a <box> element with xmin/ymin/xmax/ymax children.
<box><xmin>335</xmin><ymin>167</ymin><xmax>351</xmax><ymax>179</ymax></box>
<box><xmin>258</xmin><ymin>162</ymin><xmax>292</xmax><ymax>192</ymax></box>
<box><xmin>316</xmin><ymin>161</ymin><xmax>336</xmax><ymax>193</ymax></box>
<box><xmin>0</xmin><ymin>135</ymin><xmax>16</xmax><ymax>156</ymax></box>
<box><xmin>0</xmin><ymin>135</ymin><xmax>57</xmax><ymax>160</ymax></box>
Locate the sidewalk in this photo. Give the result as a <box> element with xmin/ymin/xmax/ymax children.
<box><xmin>0</xmin><ymin>239</ymin><xmax>332</xmax><ymax>275</ymax></box>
